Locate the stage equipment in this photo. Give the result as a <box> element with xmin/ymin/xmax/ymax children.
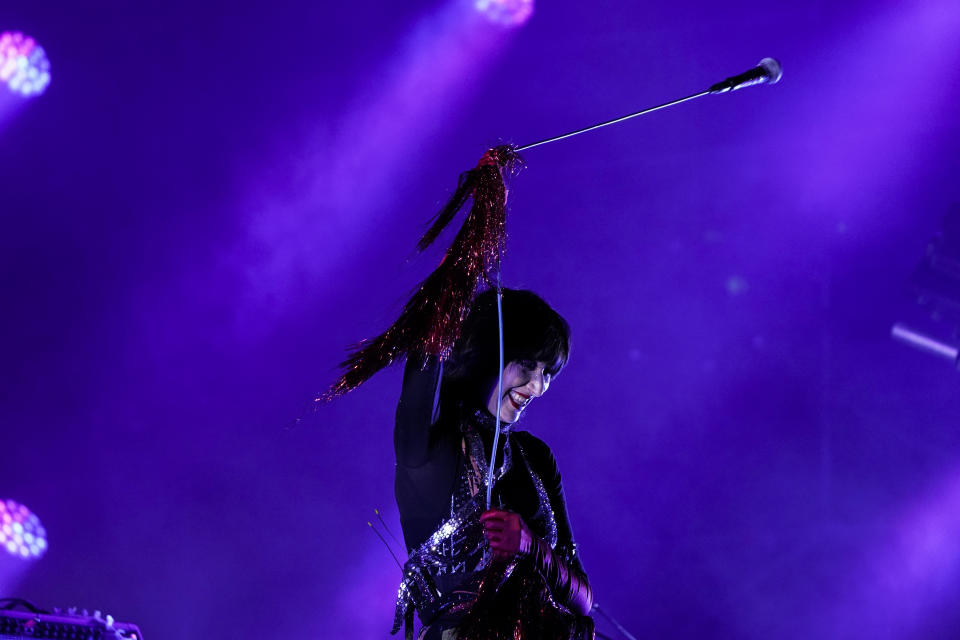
<box><xmin>0</xmin><ymin>500</ymin><xmax>47</xmax><ymax>560</ymax></box>
<box><xmin>474</xmin><ymin>0</ymin><xmax>534</xmax><ymax>26</ymax></box>
<box><xmin>0</xmin><ymin>600</ymin><xmax>143</xmax><ymax>640</ymax></box>
<box><xmin>892</xmin><ymin>204</ymin><xmax>960</xmax><ymax>369</ymax></box>
<box><xmin>0</xmin><ymin>32</ymin><xmax>51</xmax><ymax>98</ymax></box>
<box><xmin>891</xmin><ymin>323</ymin><xmax>958</xmax><ymax>366</ymax></box>
<box><xmin>516</xmin><ymin>58</ymin><xmax>782</xmax><ymax>151</ymax></box>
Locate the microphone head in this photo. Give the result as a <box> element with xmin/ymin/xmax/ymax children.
<box><xmin>758</xmin><ymin>57</ymin><xmax>783</xmax><ymax>85</ymax></box>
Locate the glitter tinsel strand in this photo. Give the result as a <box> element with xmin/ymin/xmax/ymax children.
<box><xmin>322</xmin><ymin>145</ymin><xmax>523</xmax><ymax>401</ymax></box>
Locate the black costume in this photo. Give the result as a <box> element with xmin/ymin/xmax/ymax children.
<box><xmin>391</xmin><ymin>357</ymin><xmax>593</xmax><ymax>639</ymax></box>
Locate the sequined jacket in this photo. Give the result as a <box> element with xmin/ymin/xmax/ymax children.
<box><xmin>391</xmin><ymin>358</ymin><xmax>588</xmax><ymax>633</ymax></box>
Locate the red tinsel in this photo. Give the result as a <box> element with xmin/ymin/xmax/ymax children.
<box><xmin>322</xmin><ymin>145</ymin><xmax>523</xmax><ymax>400</ymax></box>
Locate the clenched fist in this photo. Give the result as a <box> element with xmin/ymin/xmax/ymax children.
<box><xmin>480</xmin><ymin>509</ymin><xmax>534</xmax><ymax>561</ymax></box>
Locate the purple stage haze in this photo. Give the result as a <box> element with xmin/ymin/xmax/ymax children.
<box><xmin>2</xmin><ymin>1</ymin><xmax>960</xmax><ymax>638</ymax></box>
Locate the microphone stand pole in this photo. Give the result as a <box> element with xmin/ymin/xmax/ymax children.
<box><xmin>516</xmin><ymin>90</ymin><xmax>709</xmax><ymax>152</ymax></box>
<box><xmin>515</xmin><ymin>57</ymin><xmax>782</xmax><ymax>152</ymax></box>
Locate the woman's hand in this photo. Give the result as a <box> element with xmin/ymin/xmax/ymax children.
<box><xmin>480</xmin><ymin>509</ymin><xmax>534</xmax><ymax>561</ymax></box>
<box><xmin>481</xmin><ymin>508</ymin><xmax>594</xmax><ymax>614</ymax></box>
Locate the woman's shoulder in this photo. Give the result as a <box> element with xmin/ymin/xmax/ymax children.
<box><xmin>511</xmin><ymin>428</ymin><xmax>546</xmax><ymax>447</ymax></box>
<box><xmin>511</xmin><ymin>430</ymin><xmax>557</xmax><ymax>466</ymax></box>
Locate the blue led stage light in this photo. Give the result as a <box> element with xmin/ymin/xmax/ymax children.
<box><xmin>0</xmin><ymin>31</ymin><xmax>51</xmax><ymax>98</ymax></box>
<box><xmin>0</xmin><ymin>500</ymin><xmax>47</xmax><ymax>560</ymax></box>
<box><xmin>474</xmin><ymin>0</ymin><xmax>533</xmax><ymax>26</ymax></box>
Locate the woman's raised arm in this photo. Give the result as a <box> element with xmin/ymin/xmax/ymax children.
<box><xmin>394</xmin><ymin>357</ymin><xmax>443</xmax><ymax>467</ymax></box>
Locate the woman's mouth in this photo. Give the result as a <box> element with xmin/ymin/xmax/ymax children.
<box><xmin>507</xmin><ymin>391</ymin><xmax>529</xmax><ymax>411</ymax></box>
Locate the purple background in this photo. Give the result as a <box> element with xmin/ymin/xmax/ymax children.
<box><xmin>2</xmin><ymin>1</ymin><xmax>960</xmax><ymax>638</ymax></box>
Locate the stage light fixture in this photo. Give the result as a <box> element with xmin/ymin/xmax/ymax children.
<box><xmin>0</xmin><ymin>500</ymin><xmax>47</xmax><ymax>560</ymax></box>
<box><xmin>474</xmin><ymin>0</ymin><xmax>533</xmax><ymax>26</ymax></box>
<box><xmin>0</xmin><ymin>31</ymin><xmax>51</xmax><ymax>98</ymax></box>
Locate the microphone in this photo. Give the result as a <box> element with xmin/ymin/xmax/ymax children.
<box><xmin>514</xmin><ymin>57</ymin><xmax>783</xmax><ymax>152</ymax></box>
<box><xmin>708</xmin><ymin>58</ymin><xmax>782</xmax><ymax>93</ymax></box>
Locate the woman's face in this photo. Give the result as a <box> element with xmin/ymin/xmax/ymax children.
<box><xmin>485</xmin><ymin>359</ymin><xmax>553</xmax><ymax>424</ymax></box>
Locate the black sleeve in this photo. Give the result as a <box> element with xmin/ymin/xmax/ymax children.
<box><xmin>394</xmin><ymin>356</ymin><xmax>443</xmax><ymax>467</ymax></box>
<box><xmin>541</xmin><ymin>443</ymin><xmax>588</xmax><ymax>573</ymax></box>
<box><xmin>394</xmin><ymin>357</ymin><xmax>464</xmax><ymax>550</ymax></box>
<box><xmin>523</xmin><ymin>436</ymin><xmax>593</xmax><ymax>615</ymax></box>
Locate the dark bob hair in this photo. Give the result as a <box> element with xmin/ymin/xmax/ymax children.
<box><xmin>441</xmin><ymin>288</ymin><xmax>571</xmax><ymax>407</ymax></box>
